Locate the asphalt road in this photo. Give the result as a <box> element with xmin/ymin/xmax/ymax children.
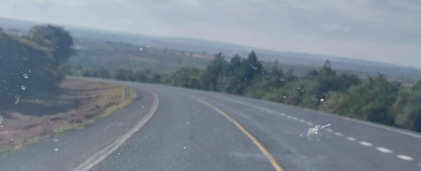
<box><xmin>1</xmin><ymin>79</ymin><xmax>420</xmax><ymax>171</ymax></box>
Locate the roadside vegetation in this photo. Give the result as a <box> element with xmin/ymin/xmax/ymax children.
<box><xmin>77</xmin><ymin>52</ymin><xmax>421</xmax><ymax>133</ymax></box>
<box><xmin>0</xmin><ymin>25</ymin><xmax>74</xmax><ymax>108</ymax></box>
<box><xmin>0</xmin><ymin>26</ymin><xmax>137</xmax><ymax>153</ymax></box>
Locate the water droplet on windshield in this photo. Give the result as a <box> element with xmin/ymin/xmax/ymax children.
<box><xmin>249</xmin><ymin>64</ymin><xmax>258</xmax><ymax>70</ymax></box>
<box><xmin>20</xmin><ymin>85</ymin><xmax>26</xmax><ymax>91</ymax></box>
<box><xmin>14</xmin><ymin>95</ymin><xmax>21</xmax><ymax>104</ymax></box>
<box><xmin>306</xmin><ymin>124</ymin><xmax>331</xmax><ymax>141</ymax></box>
<box><xmin>54</xmin><ymin>148</ymin><xmax>59</xmax><ymax>152</ymax></box>
<box><xmin>23</xmin><ymin>73</ymin><xmax>29</xmax><ymax>79</ymax></box>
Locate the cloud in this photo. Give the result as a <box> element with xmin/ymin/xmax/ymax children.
<box><xmin>0</xmin><ymin>0</ymin><xmax>420</xmax><ymax>68</ymax></box>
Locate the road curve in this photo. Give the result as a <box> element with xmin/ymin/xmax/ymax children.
<box><xmin>1</xmin><ymin>79</ymin><xmax>421</xmax><ymax>171</ymax></box>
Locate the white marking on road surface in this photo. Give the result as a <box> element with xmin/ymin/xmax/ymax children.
<box><xmin>54</xmin><ymin>148</ymin><xmax>59</xmax><ymax>152</ymax></box>
<box><xmin>397</xmin><ymin>155</ymin><xmax>413</xmax><ymax>161</ymax></box>
<box><xmin>291</xmin><ymin>117</ymin><xmax>298</xmax><ymax>121</ymax></box>
<box><xmin>201</xmin><ymin>93</ymin><xmax>421</xmax><ymax>165</ymax></box>
<box><xmin>359</xmin><ymin>141</ymin><xmax>373</xmax><ymax>147</ymax></box>
<box><xmin>73</xmin><ymin>89</ymin><xmax>159</xmax><ymax>171</ymax></box>
<box><xmin>205</xmin><ymin>95</ymin><xmax>421</xmax><ymax>168</ymax></box>
<box><xmin>346</xmin><ymin>137</ymin><xmax>356</xmax><ymax>141</ymax></box>
<box><xmin>376</xmin><ymin>147</ymin><xmax>393</xmax><ymax>154</ymax></box>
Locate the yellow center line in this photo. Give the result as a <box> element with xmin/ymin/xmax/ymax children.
<box><xmin>196</xmin><ymin>98</ymin><xmax>284</xmax><ymax>171</ymax></box>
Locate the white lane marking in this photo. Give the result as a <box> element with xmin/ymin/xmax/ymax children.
<box><xmin>280</xmin><ymin>113</ymin><xmax>285</xmax><ymax>116</ymax></box>
<box><xmin>346</xmin><ymin>137</ymin><xmax>356</xmax><ymax>141</ymax></box>
<box><xmin>358</xmin><ymin>141</ymin><xmax>373</xmax><ymax>147</ymax></box>
<box><xmin>305</xmin><ymin>121</ymin><xmax>313</xmax><ymax>125</ymax></box>
<box><xmin>72</xmin><ymin>89</ymin><xmax>159</xmax><ymax>171</ymax></box>
<box><xmin>286</xmin><ymin>115</ymin><xmax>292</xmax><ymax>119</ymax></box>
<box><xmin>334</xmin><ymin>132</ymin><xmax>343</xmax><ymax>136</ymax></box>
<box><xmin>418</xmin><ymin>162</ymin><xmax>421</xmax><ymax>166</ymax></box>
<box><xmin>298</xmin><ymin>119</ymin><xmax>305</xmax><ymax>123</ymax></box>
<box><xmin>214</xmin><ymin>93</ymin><xmax>421</xmax><ymax>140</ymax></box>
<box><xmin>291</xmin><ymin>117</ymin><xmax>298</xmax><ymax>121</ymax></box>
<box><xmin>376</xmin><ymin>147</ymin><xmax>393</xmax><ymax>154</ymax></box>
<box><xmin>397</xmin><ymin>155</ymin><xmax>413</xmax><ymax>161</ymax></box>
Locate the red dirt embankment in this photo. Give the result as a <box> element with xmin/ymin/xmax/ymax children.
<box><xmin>0</xmin><ymin>78</ymin><xmax>134</xmax><ymax>152</ymax></box>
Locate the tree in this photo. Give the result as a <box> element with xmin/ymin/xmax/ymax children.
<box><xmin>27</xmin><ymin>25</ymin><xmax>75</xmax><ymax>92</ymax></box>
<box><xmin>244</xmin><ymin>51</ymin><xmax>262</xmax><ymax>81</ymax></box>
<box><xmin>393</xmin><ymin>88</ymin><xmax>421</xmax><ymax>131</ymax></box>
<box><xmin>200</xmin><ymin>53</ymin><xmax>227</xmax><ymax>91</ymax></box>
<box><xmin>337</xmin><ymin>74</ymin><xmax>399</xmax><ymax>125</ymax></box>
<box><xmin>414</xmin><ymin>79</ymin><xmax>421</xmax><ymax>90</ymax></box>
<box><xmin>0</xmin><ymin>25</ymin><xmax>75</xmax><ymax>108</ymax></box>
<box><xmin>311</xmin><ymin>60</ymin><xmax>360</xmax><ymax>99</ymax></box>
<box><xmin>29</xmin><ymin>25</ymin><xmax>75</xmax><ymax>65</ymax></box>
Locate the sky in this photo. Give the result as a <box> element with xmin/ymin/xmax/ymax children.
<box><xmin>0</xmin><ymin>0</ymin><xmax>421</xmax><ymax>68</ymax></box>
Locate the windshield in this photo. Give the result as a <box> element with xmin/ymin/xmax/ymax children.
<box><xmin>0</xmin><ymin>1</ymin><xmax>420</xmax><ymax>171</ymax></box>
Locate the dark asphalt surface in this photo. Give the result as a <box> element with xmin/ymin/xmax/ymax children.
<box><xmin>1</xmin><ymin>79</ymin><xmax>420</xmax><ymax>171</ymax></box>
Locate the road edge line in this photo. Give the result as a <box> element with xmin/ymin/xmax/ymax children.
<box><xmin>195</xmin><ymin>98</ymin><xmax>284</xmax><ymax>171</ymax></box>
<box><xmin>72</xmin><ymin>88</ymin><xmax>159</xmax><ymax>171</ymax></box>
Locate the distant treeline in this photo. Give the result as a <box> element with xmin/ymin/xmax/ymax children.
<box><xmin>0</xmin><ymin>25</ymin><xmax>74</xmax><ymax>108</ymax></box>
<box><xmin>74</xmin><ymin>52</ymin><xmax>421</xmax><ymax>132</ymax></box>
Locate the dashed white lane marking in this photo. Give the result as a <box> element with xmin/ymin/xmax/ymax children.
<box><xmin>376</xmin><ymin>147</ymin><xmax>393</xmax><ymax>154</ymax></box>
<box><xmin>216</xmin><ymin>97</ymin><xmax>421</xmax><ymax>167</ymax></box>
<box><xmin>359</xmin><ymin>141</ymin><xmax>373</xmax><ymax>147</ymax></box>
<box><xmin>397</xmin><ymin>155</ymin><xmax>413</xmax><ymax>161</ymax></box>
<box><xmin>346</xmin><ymin>137</ymin><xmax>356</xmax><ymax>141</ymax></box>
